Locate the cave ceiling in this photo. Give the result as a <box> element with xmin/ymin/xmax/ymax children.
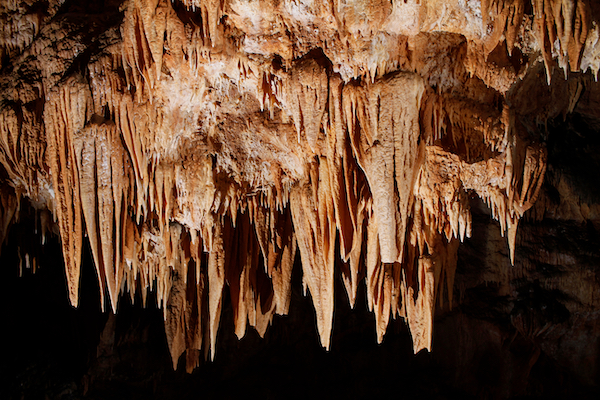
<box><xmin>1</xmin><ymin>0</ymin><xmax>600</xmax><ymax>372</ymax></box>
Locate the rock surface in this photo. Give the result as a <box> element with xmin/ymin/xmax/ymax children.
<box><xmin>0</xmin><ymin>0</ymin><xmax>599</xmax><ymax>395</ymax></box>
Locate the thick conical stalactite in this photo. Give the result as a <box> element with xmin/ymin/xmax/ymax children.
<box><xmin>288</xmin><ymin>57</ymin><xmax>329</xmax><ymax>152</ymax></box>
<box><xmin>165</xmin><ymin>252</ymin><xmax>189</xmax><ymax>370</ymax></box>
<box><xmin>343</xmin><ymin>72</ymin><xmax>425</xmax><ymax>264</ymax></box>
<box><xmin>43</xmin><ymin>76</ymin><xmax>89</xmax><ymax>307</ymax></box>
<box><xmin>290</xmin><ymin>159</ymin><xmax>337</xmax><ymax>349</ymax></box>
<box><xmin>74</xmin><ymin>120</ymin><xmax>134</xmax><ymax>312</ymax></box>
<box><xmin>204</xmin><ymin>213</ymin><xmax>225</xmax><ymax>361</ymax></box>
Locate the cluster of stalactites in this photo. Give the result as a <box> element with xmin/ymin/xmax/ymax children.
<box><xmin>2</xmin><ymin>0</ymin><xmax>596</xmax><ymax>372</ymax></box>
<box><xmin>478</xmin><ymin>1</ymin><xmax>600</xmax><ymax>82</ymax></box>
<box><xmin>37</xmin><ymin>71</ymin><xmax>546</xmax><ymax>375</ymax></box>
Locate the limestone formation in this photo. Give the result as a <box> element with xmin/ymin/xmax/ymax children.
<box><xmin>1</xmin><ymin>0</ymin><xmax>598</xmax><ymax>371</ymax></box>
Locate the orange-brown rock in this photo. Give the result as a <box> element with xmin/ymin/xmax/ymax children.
<box><xmin>1</xmin><ymin>0</ymin><xmax>599</xmax><ymax>372</ymax></box>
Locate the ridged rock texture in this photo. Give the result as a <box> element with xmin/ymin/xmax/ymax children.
<box><xmin>1</xmin><ymin>0</ymin><xmax>600</xmax><ymax>374</ymax></box>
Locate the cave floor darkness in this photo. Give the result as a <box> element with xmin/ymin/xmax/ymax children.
<box><xmin>1</xmin><ymin>203</ymin><xmax>599</xmax><ymax>400</ymax></box>
<box><xmin>0</xmin><ymin>223</ymin><xmax>464</xmax><ymax>400</ymax></box>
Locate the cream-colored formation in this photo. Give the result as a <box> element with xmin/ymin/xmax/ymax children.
<box><xmin>0</xmin><ymin>0</ymin><xmax>596</xmax><ymax>370</ymax></box>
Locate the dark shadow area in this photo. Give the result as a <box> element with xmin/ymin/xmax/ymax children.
<box><xmin>2</xmin><ymin>197</ymin><xmax>599</xmax><ymax>399</ymax></box>
<box><xmin>0</xmin><ymin>211</ymin><xmax>469</xmax><ymax>399</ymax></box>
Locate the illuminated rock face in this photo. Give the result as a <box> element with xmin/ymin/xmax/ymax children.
<box><xmin>1</xmin><ymin>0</ymin><xmax>599</xmax><ymax>373</ymax></box>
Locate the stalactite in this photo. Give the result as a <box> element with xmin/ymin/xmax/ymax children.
<box><xmin>253</xmin><ymin>204</ymin><xmax>296</xmax><ymax>316</ymax></box>
<box><xmin>290</xmin><ymin>159</ymin><xmax>336</xmax><ymax>349</ymax></box>
<box><xmin>533</xmin><ymin>0</ymin><xmax>592</xmax><ymax>82</ymax></box>
<box><xmin>43</xmin><ymin>76</ymin><xmax>89</xmax><ymax>307</ymax></box>
<box><xmin>205</xmin><ymin>213</ymin><xmax>225</xmax><ymax>360</ymax></box>
<box><xmin>288</xmin><ymin>57</ymin><xmax>329</xmax><ymax>153</ymax></box>
<box><xmin>481</xmin><ymin>0</ymin><xmax>526</xmax><ymax>57</ymax></box>
<box><xmin>343</xmin><ymin>72</ymin><xmax>425</xmax><ymax>264</ymax></box>
<box><xmin>165</xmin><ymin>252</ymin><xmax>188</xmax><ymax>370</ymax></box>
<box><xmin>74</xmin><ymin>120</ymin><xmax>134</xmax><ymax>312</ymax></box>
